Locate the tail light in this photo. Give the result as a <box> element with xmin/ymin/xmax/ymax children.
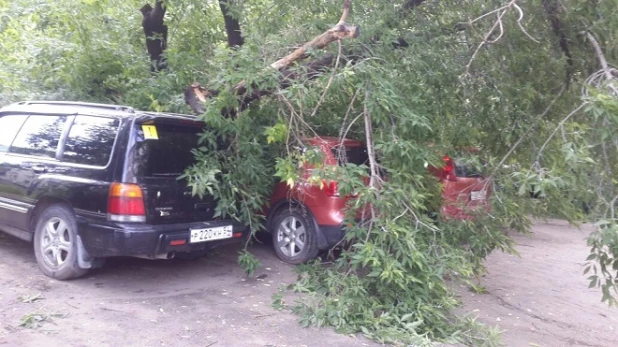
<box><xmin>322</xmin><ymin>180</ymin><xmax>339</xmax><ymax>197</ymax></box>
<box><xmin>170</xmin><ymin>239</ymin><xmax>187</xmax><ymax>246</ymax></box>
<box><xmin>107</xmin><ymin>183</ymin><xmax>146</xmax><ymax>222</ymax></box>
<box><xmin>443</xmin><ymin>156</ymin><xmax>457</xmax><ymax>181</ymax></box>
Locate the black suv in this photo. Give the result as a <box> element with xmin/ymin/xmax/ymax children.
<box><xmin>0</xmin><ymin>101</ymin><xmax>247</xmax><ymax>280</ymax></box>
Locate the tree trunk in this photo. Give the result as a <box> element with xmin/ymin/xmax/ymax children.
<box><xmin>403</xmin><ymin>0</ymin><xmax>428</xmax><ymax>11</ymax></box>
<box><xmin>219</xmin><ymin>0</ymin><xmax>244</xmax><ymax>48</ymax></box>
<box><xmin>542</xmin><ymin>0</ymin><xmax>573</xmax><ymax>87</ymax></box>
<box><xmin>140</xmin><ymin>1</ymin><xmax>168</xmax><ymax>72</ymax></box>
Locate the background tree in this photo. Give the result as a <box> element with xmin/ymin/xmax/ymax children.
<box><xmin>218</xmin><ymin>0</ymin><xmax>243</xmax><ymax>48</ymax></box>
<box><xmin>141</xmin><ymin>1</ymin><xmax>168</xmax><ymax>71</ymax></box>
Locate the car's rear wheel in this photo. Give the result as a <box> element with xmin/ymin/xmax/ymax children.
<box><xmin>271</xmin><ymin>207</ymin><xmax>319</xmax><ymax>264</ymax></box>
<box><xmin>33</xmin><ymin>205</ymin><xmax>88</xmax><ymax>280</ymax></box>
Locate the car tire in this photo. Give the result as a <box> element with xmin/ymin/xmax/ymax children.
<box><xmin>33</xmin><ymin>205</ymin><xmax>88</xmax><ymax>280</ymax></box>
<box><xmin>271</xmin><ymin>206</ymin><xmax>319</xmax><ymax>264</ymax></box>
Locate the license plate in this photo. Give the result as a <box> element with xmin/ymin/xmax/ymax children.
<box><xmin>190</xmin><ymin>225</ymin><xmax>233</xmax><ymax>243</ymax></box>
<box><xmin>471</xmin><ymin>190</ymin><xmax>486</xmax><ymax>201</ymax></box>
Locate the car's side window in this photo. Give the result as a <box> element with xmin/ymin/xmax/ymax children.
<box><xmin>10</xmin><ymin>115</ymin><xmax>68</xmax><ymax>158</ymax></box>
<box><xmin>0</xmin><ymin>114</ymin><xmax>27</xmax><ymax>153</ymax></box>
<box><xmin>61</xmin><ymin>115</ymin><xmax>120</xmax><ymax>167</ymax></box>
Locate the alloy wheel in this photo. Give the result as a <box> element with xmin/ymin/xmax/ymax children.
<box><xmin>276</xmin><ymin>216</ymin><xmax>307</xmax><ymax>257</ymax></box>
<box><xmin>39</xmin><ymin>217</ymin><xmax>72</xmax><ymax>268</ymax></box>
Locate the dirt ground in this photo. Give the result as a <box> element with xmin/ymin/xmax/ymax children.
<box><xmin>456</xmin><ymin>219</ymin><xmax>617</xmax><ymax>347</ymax></box>
<box><xmin>0</xmin><ymin>220</ymin><xmax>616</xmax><ymax>347</ymax></box>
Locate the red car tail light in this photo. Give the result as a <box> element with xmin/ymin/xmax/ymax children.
<box><xmin>170</xmin><ymin>239</ymin><xmax>187</xmax><ymax>246</ymax></box>
<box><xmin>443</xmin><ymin>156</ymin><xmax>457</xmax><ymax>181</ymax></box>
<box><xmin>322</xmin><ymin>180</ymin><xmax>339</xmax><ymax>197</ymax></box>
<box><xmin>107</xmin><ymin>183</ymin><xmax>147</xmax><ymax>222</ymax></box>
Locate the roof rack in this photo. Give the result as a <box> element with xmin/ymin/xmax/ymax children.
<box><xmin>17</xmin><ymin>101</ymin><xmax>135</xmax><ymax>113</ymax></box>
<box><xmin>148</xmin><ymin>111</ymin><xmax>197</xmax><ymax>120</ymax></box>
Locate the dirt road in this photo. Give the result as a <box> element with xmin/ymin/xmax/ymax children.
<box><xmin>0</xmin><ymin>220</ymin><xmax>616</xmax><ymax>346</ymax></box>
<box><xmin>457</xmin><ymin>219</ymin><xmax>618</xmax><ymax>347</ymax></box>
<box><xmin>0</xmin><ymin>236</ymin><xmax>374</xmax><ymax>347</ymax></box>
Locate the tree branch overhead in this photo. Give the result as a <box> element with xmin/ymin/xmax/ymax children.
<box><xmin>184</xmin><ymin>0</ymin><xmax>359</xmax><ymax>115</ymax></box>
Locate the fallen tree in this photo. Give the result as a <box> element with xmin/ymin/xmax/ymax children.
<box><xmin>4</xmin><ymin>0</ymin><xmax>617</xmax><ymax>344</ymax></box>
<box><xmin>184</xmin><ymin>0</ymin><xmax>359</xmax><ymax>115</ymax></box>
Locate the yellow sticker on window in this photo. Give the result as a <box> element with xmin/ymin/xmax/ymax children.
<box><xmin>142</xmin><ymin>125</ymin><xmax>159</xmax><ymax>140</ymax></box>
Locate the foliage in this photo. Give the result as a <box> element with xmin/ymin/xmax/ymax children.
<box><xmin>19</xmin><ymin>311</ymin><xmax>65</xmax><ymax>329</ymax></box>
<box><xmin>586</xmin><ymin>220</ymin><xmax>618</xmax><ymax>307</ymax></box>
<box><xmin>1</xmin><ymin>0</ymin><xmax>618</xmax><ymax>344</ymax></box>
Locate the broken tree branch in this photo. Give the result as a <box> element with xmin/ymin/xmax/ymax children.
<box><xmin>464</xmin><ymin>0</ymin><xmax>539</xmax><ymax>75</ymax></box>
<box><xmin>233</xmin><ymin>0</ymin><xmax>357</xmax><ymax>91</ymax></box>
<box><xmin>585</xmin><ymin>32</ymin><xmax>618</xmax><ymax>97</ymax></box>
<box><xmin>338</xmin><ymin>0</ymin><xmax>352</xmax><ymax>25</ymax></box>
<box><xmin>363</xmin><ymin>90</ymin><xmax>381</xmax><ymax>190</ymax></box>
<box><xmin>465</xmin><ymin>8</ymin><xmax>508</xmax><ymax>75</ymax></box>
<box><xmin>185</xmin><ymin>55</ymin><xmax>336</xmax><ymax>114</ymax></box>
<box><xmin>587</xmin><ymin>32</ymin><xmax>612</xmax><ymax>79</ymax></box>
<box><xmin>309</xmin><ymin>40</ymin><xmax>343</xmax><ymax>118</ymax></box>
<box><xmin>185</xmin><ymin>0</ymin><xmax>358</xmax><ymax>115</ymax></box>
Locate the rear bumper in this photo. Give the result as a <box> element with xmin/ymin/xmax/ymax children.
<box><xmin>440</xmin><ymin>202</ymin><xmax>490</xmax><ymax>220</ymax></box>
<box><xmin>77</xmin><ymin>219</ymin><xmax>248</xmax><ymax>257</ymax></box>
<box><xmin>441</xmin><ymin>177</ymin><xmax>492</xmax><ymax>220</ymax></box>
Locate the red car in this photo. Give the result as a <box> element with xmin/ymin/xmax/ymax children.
<box><xmin>429</xmin><ymin>153</ymin><xmax>491</xmax><ymax>220</ymax></box>
<box><xmin>265</xmin><ymin>137</ymin><xmax>490</xmax><ymax>264</ymax></box>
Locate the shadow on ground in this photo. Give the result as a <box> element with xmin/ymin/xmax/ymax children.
<box><xmin>0</xmin><ymin>233</ymin><xmax>374</xmax><ymax>347</ymax></box>
<box><xmin>0</xmin><ymin>221</ymin><xmax>617</xmax><ymax>346</ymax></box>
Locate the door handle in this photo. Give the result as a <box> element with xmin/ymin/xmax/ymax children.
<box><xmin>31</xmin><ymin>165</ymin><xmax>47</xmax><ymax>173</ymax></box>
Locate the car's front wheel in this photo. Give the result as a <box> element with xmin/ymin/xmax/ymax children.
<box><xmin>271</xmin><ymin>207</ymin><xmax>319</xmax><ymax>264</ymax></box>
<box><xmin>33</xmin><ymin>205</ymin><xmax>88</xmax><ymax>280</ymax></box>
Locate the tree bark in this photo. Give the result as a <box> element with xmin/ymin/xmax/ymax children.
<box><xmin>140</xmin><ymin>1</ymin><xmax>168</xmax><ymax>72</ymax></box>
<box><xmin>387</xmin><ymin>0</ymin><xmax>429</xmax><ymax>48</ymax></box>
<box><xmin>185</xmin><ymin>0</ymin><xmax>358</xmax><ymax>115</ymax></box>
<box><xmin>219</xmin><ymin>0</ymin><xmax>244</xmax><ymax>48</ymax></box>
<box><xmin>403</xmin><ymin>0</ymin><xmax>428</xmax><ymax>11</ymax></box>
<box><xmin>542</xmin><ymin>0</ymin><xmax>573</xmax><ymax>87</ymax></box>
<box><xmin>185</xmin><ymin>55</ymin><xmax>336</xmax><ymax>114</ymax></box>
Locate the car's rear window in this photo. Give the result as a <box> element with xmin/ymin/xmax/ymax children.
<box><xmin>133</xmin><ymin>122</ymin><xmax>201</xmax><ymax>177</ymax></box>
<box><xmin>455</xmin><ymin>158</ymin><xmax>484</xmax><ymax>178</ymax></box>
<box><xmin>62</xmin><ymin>115</ymin><xmax>120</xmax><ymax>167</ymax></box>
<box><xmin>332</xmin><ymin>146</ymin><xmax>369</xmax><ymax>166</ymax></box>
